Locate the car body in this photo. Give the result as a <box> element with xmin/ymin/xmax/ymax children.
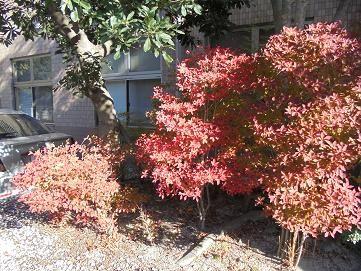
<box><xmin>0</xmin><ymin>109</ymin><xmax>72</xmax><ymax>199</ymax></box>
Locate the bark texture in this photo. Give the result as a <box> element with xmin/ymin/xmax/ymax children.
<box><xmin>47</xmin><ymin>3</ymin><xmax>129</xmax><ymax>142</ymax></box>
<box><xmin>271</xmin><ymin>0</ymin><xmax>293</xmax><ymax>33</ymax></box>
<box><xmin>333</xmin><ymin>0</ymin><xmax>351</xmax><ymax>21</ymax></box>
<box><xmin>88</xmin><ymin>85</ymin><xmax>130</xmax><ymax>142</ymax></box>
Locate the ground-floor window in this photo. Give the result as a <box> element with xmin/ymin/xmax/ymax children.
<box><xmin>106</xmin><ymin>78</ymin><xmax>160</xmax><ymax>126</ymax></box>
<box><xmin>12</xmin><ymin>54</ymin><xmax>53</xmax><ymax>123</ymax></box>
<box><xmin>15</xmin><ymin>86</ymin><xmax>53</xmax><ymax>123</ymax></box>
<box><xmin>212</xmin><ymin>24</ymin><xmax>275</xmax><ymax>53</ymax></box>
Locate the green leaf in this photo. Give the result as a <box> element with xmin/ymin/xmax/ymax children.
<box><xmin>70</xmin><ymin>9</ymin><xmax>79</xmax><ymax>22</ymax></box>
<box><xmin>110</xmin><ymin>16</ymin><xmax>117</xmax><ymax>27</ymax></box>
<box><xmin>153</xmin><ymin>39</ymin><xmax>162</xmax><ymax>48</ymax></box>
<box><xmin>127</xmin><ymin>11</ymin><xmax>135</xmax><ymax>21</ymax></box>
<box><xmin>194</xmin><ymin>4</ymin><xmax>202</xmax><ymax>15</ymax></box>
<box><xmin>174</xmin><ymin>29</ymin><xmax>185</xmax><ymax>35</ymax></box>
<box><xmin>154</xmin><ymin>49</ymin><xmax>159</xmax><ymax>58</ymax></box>
<box><xmin>144</xmin><ymin>38</ymin><xmax>152</xmax><ymax>52</ymax></box>
<box><xmin>60</xmin><ymin>0</ymin><xmax>67</xmax><ymax>13</ymax></box>
<box><xmin>159</xmin><ymin>33</ymin><xmax>174</xmax><ymax>46</ymax></box>
<box><xmin>162</xmin><ymin>51</ymin><xmax>173</xmax><ymax>63</ymax></box>
<box><xmin>66</xmin><ymin>0</ymin><xmax>74</xmax><ymax>11</ymax></box>
<box><xmin>141</xmin><ymin>5</ymin><xmax>150</xmax><ymax>12</ymax></box>
<box><xmin>181</xmin><ymin>6</ymin><xmax>187</xmax><ymax>17</ymax></box>
<box><xmin>119</xmin><ymin>27</ymin><xmax>129</xmax><ymax>34</ymax></box>
<box><xmin>78</xmin><ymin>0</ymin><xmax>91</xmax><ymax>10</ymax></box>
<box><xmin>114</xmin><ymin>51</ymin><xmax>121</xmax><ymax>60</ymax></box>
<box><xmin>159</xmin><ymin>33</ymin><xmax>172</xmax><ymax>41</ymax></box>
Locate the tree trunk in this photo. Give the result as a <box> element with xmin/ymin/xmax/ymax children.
<box><xmin>295</xmin><ymin>0</ymin><xmax>307</xmax><ymax>28</ymax></box>
<box><xmin>196</xmin><ymin>185</ymin><xmax>211</xmax><ymax>230</ymax></box>
<box><xmin>88</xmin><ymin>84</ymin><xmax>130</xmax><ymax>142</ymax></box>
<box><xmin>278</xmin><ymin>228</ymin><xmax>307</xmax><ymax>268</ymax></box>
<box><xmin>271</xmin><ymin>0</ymin><xmax>293</xmax><ymax>33</ymax></box>
<box><xmin>47</xmin><ymin>3</ymin><xmax>130</xmax><ymax>143</ymax></box>
<box><xmin>333</xmin><ymin>0</ymin><xmax>351</xmax><ymax>21</ymax></box>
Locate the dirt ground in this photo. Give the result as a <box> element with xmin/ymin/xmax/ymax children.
<box><xmin>1</xmin><ymin>189</ymin><xmax>360</xmax><ymax>271</ymax></box>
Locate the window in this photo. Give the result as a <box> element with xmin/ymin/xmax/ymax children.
<box><xmin>258</xmin><ymin>27</ymin><xmax>276</xmax><ymax>49</ymax></box>
<box><xmin>215</xmin><ymin>29</ymin><xmax>252</xmax><ymax>53</ymax></box>
<box><xmin>106</xmin><ymin>79</ymin><xmax>161</xmax><ymax>126</ymax></box>
<box><xmin>212</xmin><ymin>24</ymin><xmax>275</xmax><ymax>53</ymax></box>
<box><xmin>102</xmin><ymin>46</ymin><xmax>160</xmax><ymax>76</ymax></box>
<box><xmin>128</xmin><ymin>79</ymin><xmax>160</xmax><ymax>125</ymax></box>
<box><xmin>102</xmin><ymin>46</ymin><xmax>161</xmax><ymax>126</ymax></box>
<box><xmin>129</xmin><ymin>49</ymin><xmax>160</xmax><ymax>72</ymax></box>
<box><xmin>12</xmin><ymin>55</ymin><xmax>53</xmax><ymax>123</ymax></box>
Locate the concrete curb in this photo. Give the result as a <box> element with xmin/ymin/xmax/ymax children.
<box><xmin>177</xmin><ymin>210</ymin><xmax>265</xmax><ymax>267</ymax></box>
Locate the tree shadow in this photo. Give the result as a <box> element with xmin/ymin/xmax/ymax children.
<box><xmin>225</xmin><ymin>217</ymin><xmax>281</xmax><ymax>262</ymax></box>
<box><xmin>0</xmin><ymin>197</ymin><xmax>49</xmax><ymax>229</ymax></box>
<box><xmin>115</xmin><ymin>191</ymin><xmax>202</xmax><ymax>250</ymax></box>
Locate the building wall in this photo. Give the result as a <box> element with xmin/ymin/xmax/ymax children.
<box><xmin>0</xmin><ymin>36</ymin><xmax>97</xmax><ymax>140</ymax></box>
<box><xmin>230</xmin><ymin>0</ymin><xmax>360</xmax><ymax>26</ymax></box>
<box><xmin>0</xmin><ymin>0</ymin><xmax>360</xmax><ymax>140</ymax></box>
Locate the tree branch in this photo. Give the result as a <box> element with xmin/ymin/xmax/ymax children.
<box><xmin>47</xmin><ymin>3</ymin><xmax>77</xmax><ymax>42</ymax></box>
<box><xmin>46</xmin><ymin>2</ymin><xmax>98</xmax><ymax>56</ymax></box>
<box><xmin>97</xmin><ymin>40</ymin><xmax>114</xmax><ymax>57</ymax></box>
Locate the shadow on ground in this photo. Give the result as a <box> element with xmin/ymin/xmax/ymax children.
<box><xmin>0</xmin><ymin>197</ymin><xmax>49</xmax><ymax>229</ymax></box>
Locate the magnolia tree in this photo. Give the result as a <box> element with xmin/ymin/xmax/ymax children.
<box><xmin>136</xmin><ymin>48</ymin><xmax>261</xmax><ymax>228</ymax></box>
<box><xmin>0</xmin><ymin>0</ymin><xmax>253</xmax><ymax>140</ymax></box>
<box><xmin>253</xmin><ymin>22</ymin><xmax>361</xmax><ymax>266</ymax></box>
<box><xmin>0</xmin><ymin>0</ymin><xmax>203</xmax><ymax>140</ymax></box>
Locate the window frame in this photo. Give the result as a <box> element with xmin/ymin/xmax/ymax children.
<box><xmin>12</xmin><ymin>54</ymin><xmax>53</xmax><ymax>124</ymax></box>
<box><xmin>106</xmin><ymin>77</ymin><xmax>161</xmax><ymax>128</ymax></box>
<box><xmin>12</xmin><ymin>53</ymin><xmax>52</xmax><ymax>87</ymax></box>
<box><xmin>217</xmin><ymin>23</ymin><xmax>275</xmax><ymax>53</ymax></box>
<box><xmin>103</xmin><ymin>48</ymin><xmax>162</xmax><ymax>128</ymax></box>
<box><xmin>218</xmin><ymin>18</ymin><xmax>315</xmax><ymax>53</ymax></box>
<box><xmin>102</xmin><ymin>49</ymin><xmax>162</xmax><ymax>81</ymax></box>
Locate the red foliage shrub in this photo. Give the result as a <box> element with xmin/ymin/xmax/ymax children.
<box><xmin>13</xmin><ymin>136</ymin><xmax>138</xmax><ymax>232</ymax></box>
<box><xmin>253</xmin><ymin>22</ymin><xmax>361</xmax><ymax>238</ymax></box>
<box><xmin>137</xmin><ymin>22</ymin><xmax>361</xmax><ymax>239</ymax></box>
<box><xmin>136</xmin><ymin>48</ymin><xmax>260</xmax><ymax>201</ymax></box>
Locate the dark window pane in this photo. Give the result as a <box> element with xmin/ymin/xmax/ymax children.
<box><xmin>106</xmin><ymin>81</ymin><xmax>127</xmax><ymax>121</ymax></box>
<box><xmin>214</xmin><ymin>30</ymin><xmax>252</xmax><ymax>53</ymax></box>
<box><xmin>16</xmin><ymin>87</ymin><xmax>33</xmax><ymax>117</ymax></box>
<box><xmin>34</xmin><ymin>86</ymin><xmax>53</xmax><ymax>122</ymax></box>
<box><xmin>14</xmin><ymin>59</ymin><xmax>31</xmax><ymax>82</ymax></box>
<box><xmin>102</xmin><ymin>53</ymin><xmax>128</xmax><ymax>74</ymax></box>
<box><xmin>130</xmin><ymin>47</ymin><xmax>160</xmax><ymax>72</ymax></box>
<box><xmin>33</xmin><ymin>56</ymin><xmax>51</xmax><ymax>80</ymax></box>
<box><xmin>259</xmin><ymin>27</ymin><xmax>275</xmax><ymax>49</ymax></box>
<box><xmin>128</xmin><ymin>79</ymin><xmax>160</xmax><ymax>125</ymax></box>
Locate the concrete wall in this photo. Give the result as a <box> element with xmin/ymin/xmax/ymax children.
<box><xmin>0</xmin><ymin>37</ymin><xmax>97</xmax><ymax>140</ymax></box>
<box><xmin>230</xmin><ymin>0</ymin><xmax>360</xmax><ymax>26</ymax></box>
<box><xmin>0</xmin><ymin>0</ymin><xmax>360</xmax><ymax>140</ymax></box>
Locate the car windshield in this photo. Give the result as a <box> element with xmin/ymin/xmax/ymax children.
<box><xmin>0</xmin><ymin>114</ymin><xmax>50</xmax><ymax>139</ymax></box>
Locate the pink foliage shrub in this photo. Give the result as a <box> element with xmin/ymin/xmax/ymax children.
<box><xmin>253</xmin><ymin>22</ymin><xmax>361</xmax><ymax>238</ymax></box>
<box><xmin>137</xmin><ymin>22</ymin><xmax>361</xmax><ymax>238</ymax></box>
<box><xmin>136</xmin><ymin>48</ymin><xmax>260</xmax><ymax>200</ymax></box>
<box><xmin>13</xmin><ymin>136</ymin><xmax>136</xmax><ymax>232</ymax></box>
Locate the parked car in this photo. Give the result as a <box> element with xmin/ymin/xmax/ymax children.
<box><xmin>0</xmin><ymin>109</ymin><xmax>73</xmax><ymax>199</ymax></box>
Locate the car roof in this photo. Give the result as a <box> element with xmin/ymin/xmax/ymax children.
<box><xmin>0</xmin><ymin>109</ymin><xmax>24</xmax><ymax>115</ymax></box>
